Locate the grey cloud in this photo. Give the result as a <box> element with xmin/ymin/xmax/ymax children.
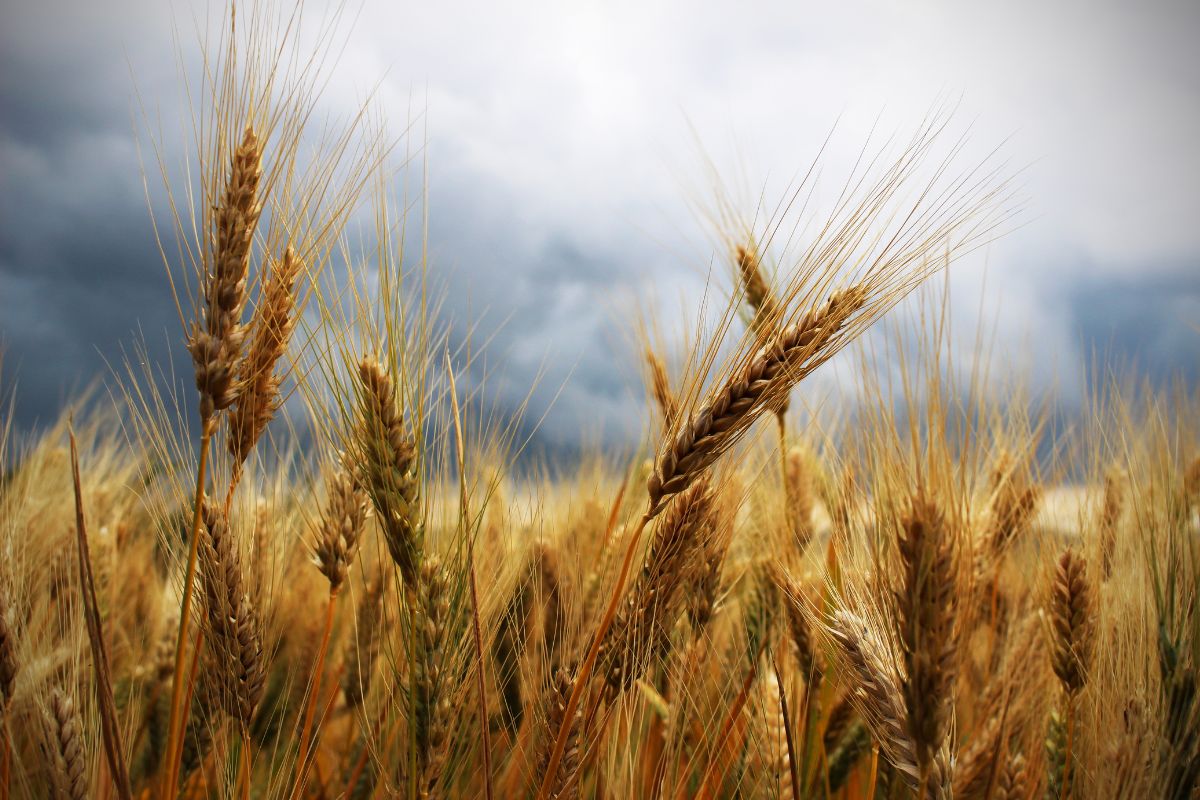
<box><xmin>1066</xmin><ymin>267</ymin><xmax>1200</xmax><ymax>386</ymax></box>
<box><xmin>2</xmin><ymin>0</ymin><xmax>1199</xmax><ymax>461</ymax></box>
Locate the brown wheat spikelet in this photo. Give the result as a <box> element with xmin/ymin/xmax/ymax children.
<box><xmin>1049</xmin><ymin>548</ymin><xmax>1093</xmax><ymax>696</ymax></box>
<box><xmin>827</xmin><ymin>609</ymin><xmax>952</xmax><ymax>799</ymax></box>
<box><xmin>599</xmin><ymin>475</ymin><xmax>715</xmax><ymax>696</ymax></box>
<box><xmin>735</xmin><ymin>242</ymin><xmax>782</xmax><ymax>341</ymax></box>
<box><xmin>784</xmin><ymin>446</ymin><xmax>815</xmax><ymax>552</ymax></box>
<box><xmin>312</xmin><ymin>465</ymin><xmax>369</xmax><ymax>592</ymax></box>
<box><xmin>895</xmin><ymin>491</ymin><xmax>958</xmax><ymax>776</ymax></box>
<box><xmin>0</xmin><ymin>589</ymin><xmax>16</xmax><ymax>710</ymax></box>
<box><xmin>412</xmin><ymin>556</ymin><xmax>452</xmax><ymax>795</ymax></box>
<box><xmin>1184</xmin><ymin>456</ymin><xmax>1200</xmax><ymax>508</ymax></box>
<box><xmin>992</xmin><ymin>751</ymin><xmax>1027</xmax><ymax>800</ymax></box>
<box><xmin>48</xmin><ymin>688</ymin><xmax>88</xmax><ymax>800</ymax></box>
<box><xmin>1099</xmin><ymin>467</ymin><xmax>1126</xmax><ymax>579</ymax></box>
<box><xmin>355</xmin><ymin>357</ymin><xmax>422</xmax><ymax>585</ymax></box>
<box><xmin>779</xmin><ymin>576</ymin><xmax>820</xmax><ymax>683</ymax></box>
<box><xmin>648</xmin><ymin>286</ymin><xmax>867</xmax><ymax>516</ymax></box>
<box><xmin>645</xmin><ymin>347</ymin><xmax>679</xmax><ymax>430</ymax></box>
<box><xmin>198</xmin><ymin>499</ymin><xmax>265</xmax><ymax>727</ymax></box>
<box><xmin>188</xmin><ymin>125</ymin><xmax>263</xmax><ymax>426</ymax></box>
<box><xmin>228</xmin><ymin>245</ymin><xmax>304</xmax><ymax>465</ymax></box>
<box><xmin>540</xmin><ymin>666</ymin><xmax>582</xmax><ymax>800</ymax></box>
<box><xmin>535</xmin><ymin>542</ymin><xmax>567</xmax><ymax>669</ymax></box>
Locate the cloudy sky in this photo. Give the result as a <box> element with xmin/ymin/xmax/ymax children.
<box><xmin>2</xmin><ymin>0</ymin><xmax>1197</xmax><ymax>451</ymax></box>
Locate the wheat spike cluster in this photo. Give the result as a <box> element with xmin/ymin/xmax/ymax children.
<box><xmin>0</xmin><ymin>5</ymin><xmax>1197</xmax><ymax>800</ymax></box>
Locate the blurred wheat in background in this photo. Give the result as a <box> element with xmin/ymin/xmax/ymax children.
<box><xmin>0</xmin><ymin>3</ymin><xmax>1197</xmax><ymax>799</ymax></box>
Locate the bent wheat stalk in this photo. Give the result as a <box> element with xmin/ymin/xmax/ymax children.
<box><xmin>538</xmin><ymin>287</ymin><xmax>866</xmax><ymax>800</ymax></box>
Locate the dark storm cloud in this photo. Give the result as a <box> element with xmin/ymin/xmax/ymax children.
<box><xmin>1067</xmin><ymin>267</ymin><xmax>1200</xmax><ymax>386</ymax></box>
<box><xmin>0</xmin><ymin>3</ymin><xmax>183</xmax><ymax>429</ymax></box>
<box><xmin>2</xmin><ymin>0</ymin><xmax>1198</xmax><ymax>456</ymax></box>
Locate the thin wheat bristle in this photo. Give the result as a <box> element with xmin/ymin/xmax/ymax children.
<box><xmin>493</xmin><ymin>565</ymin><xmax>532</xmax><ymax>733</ymax></box>
<box><xmin>827</xmin><ymin>722</ymin><xmax>871</xmax><ymax>794</ymax></box>
<box><xmin>780</xmin><ymin>577</ymin><xmax>819</xmax><ymax>683</ymax></box>
<box><xmin>228</xmin><ymin>245</ymin><xmax>303</xmax><ymax>465</ymax></box>
<box><xmin>1049</xmin><ymin>547</ymin><xmax>1093</xmax><ymax>695</ymax></box>
<box><xmin>356</xmin><ymin>356</ymin><xmax>423</xmax><ymax>585</ymax></box>
<box><xmin>188</xmin><ymin>125</ymin><xmax>263</xmax><ymax>425</ymax></box>
<box><xmin>686</xmin><ymin>535</ymin><xmax>726</xmax><ymax>634</ymax></box>
<box><xmin>343</xmin><ymin>570</ymin><xmax>387</xmax><ymax>708</ymax></box>
<box><xmin>535</xmin><ymin>542</ymin><xmax>567</xmax><ymax>669</ymax></box>
<box><xmin>648</xmin><ymin>286</ymin><xmax>868</xmax><ymax>516</ymax></box>
<box><xmin>980</xmin><ymin>452</ymin><xmax>1040</xmax><ymax>569</ymax></box>
<box><xmin>313</xmin><ymin>465</ymin><xmax>369</xmax><ymax>592</ymax></box>
<box><xmin>198</xmin><ymin>499</ymin><xmax>265</xmax><ymax>727</ymax></box>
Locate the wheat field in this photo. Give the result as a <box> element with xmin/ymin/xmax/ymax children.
<box><xmin>0</xmin><ymin>5</ymin><xmax>1197</xmax><ymax>800</ymax></box>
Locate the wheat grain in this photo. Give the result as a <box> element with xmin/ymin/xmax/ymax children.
<box><xmin>188</xmin><ymin>126</ymin><xmax>263</xmax><ymax>427</ymax></box>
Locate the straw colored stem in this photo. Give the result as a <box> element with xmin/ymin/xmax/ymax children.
<box><xmin>1062</xmin><ymin>695</ymin><xmax>1075</xmax><ymax>800</ymax></box>
<box><xmin>445</xmin><ymin>352</ymin><xmax>494</xmax><ymax>800</ymax></box>
<box><xmin>68</xmin><ymin>425</ymin><xmax>132</xmax><ymax>799</ymax></box>
<box><xmin>292</xmin><ymin>589</ymin><xmax>338</xmax><ymax>799</ymax></box>
<box><xmin>238</xmin><ymin>729</ymin><xmax>253</xmax><ymax>800</ymax></box>
<box><xmin>689</xmin><ymin>647</ymin><xmax>761</xmax><ymax>800</ymax></box>
<box><xmin>1</xmin><ymin>725</ymin><xmax>9</xmax><ymax>800</ymax></box>
<box><xmin>536</xmin><ymin>513</ymin><xmax>650</xmax><ymax>800</ymax></box>
<box><xmin>162</xmin><ymin>430</ymin><xmax>212</xmax><ymax>798</ymax></box>
<box><xmin>771</xmin><ymin>653</ymin><xmax>801</xmax><ymax>800</ymax></box>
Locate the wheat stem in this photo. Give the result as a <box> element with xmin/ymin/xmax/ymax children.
<box><xmin>537</xmin><ymin>513</ymin><xmax>650</xmax><ymax>800</ymax></box>
<box><xmin>292</xmin><ymin>588</ymin><xmax>338</xmax><ymax>798</ymax></box>
<box><xmin>162</xmin><ymin>429</ymin><xmax>212</xmax><ymax>799</ymax></box>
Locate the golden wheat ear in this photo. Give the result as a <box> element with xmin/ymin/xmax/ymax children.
<box><xmin>228</xmin><ymin>246</ymin><xmax>304</xmax><ymax>467</ymax></box>
<box><xmin>354</xmin><ymin>356</ymin><xmax>423</xmax><ymax>586</ymax></box>
<box><xmin>46</xmin><ymin>688</ymin><xmax>88</xmax><ymax>800</ymax></box>
<box><xmin>188</xmin><ymin>125</ymin><xmax>263</xmax><ymax>430</ymax></box>
<box><xmin>1049</xmin><ymin>548</ymin><xmax>1093</xmax><ymax>697</ymax></box>
<box><xmin>648</xmin><ymin>286</ymin><xmax>868</xmax><ymax>517</ymax></box>
<box><xmin>894</xmin><ymin>491</ymin><xmax>959</xmax><ymax>779</ymax></box>
<box><xmin>197</xmin><ymin>499</ymin><xmax>265</xmax><ymax>729</ymax></box>
<box><xmin>312</xmin><ymin>465</ymin><xmax>369</xmax><ymax>592</ymax></box>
